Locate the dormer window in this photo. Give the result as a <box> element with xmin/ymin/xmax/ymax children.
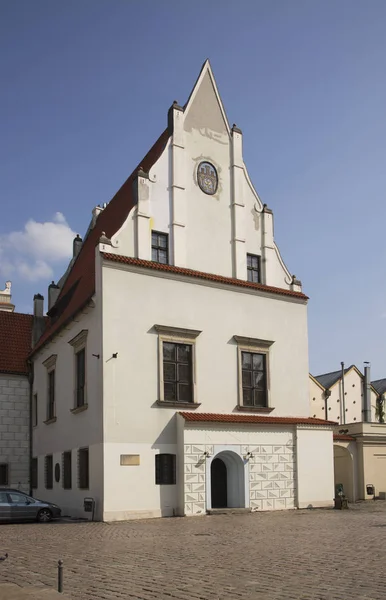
<box><xmin>152</xmin><ymin>232</ymin><xmax>168</xmax><ymax>264</ymax></box>
<box><xmin>247</xmin><ymin>254</ymin><xmax>261</xmax><ymax>283</ymax></box>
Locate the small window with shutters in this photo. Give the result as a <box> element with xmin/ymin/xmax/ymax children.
<box><xmin>45</xmin><ymin>455</ymin><xmax>53</xmax><ymax>489</ymax></box>
<box><xmin>78</xmin><ymin>448</ymin><xmax>89</xmax><ymax>489</ymax></box>
<box><xmin>63</xmin><ymin>451</ymin><xmax>72</xmax><ymax>489</ymax></box>
<box><xmin>155</xmin><ymin>454</ymin><xmax>176</xmax><ymax>485</ymax></box>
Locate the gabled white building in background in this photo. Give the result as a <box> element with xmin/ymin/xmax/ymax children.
<box><xmin>30</xmin><ymin>61</ymin><xmax>334</xmax><ymax>521</ymax></box>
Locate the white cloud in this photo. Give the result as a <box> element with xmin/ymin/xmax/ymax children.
<box><xmin>0</xmin><ymin>213</ymin><xmax>76</xmax><ymax>283</ymax></box>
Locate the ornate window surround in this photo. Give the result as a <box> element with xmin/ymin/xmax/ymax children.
<box><xmin>154</xmin><ymin>324</ymin><xmax>201</xmax><ymax>407</ymax></box>
<box><xmin>233</xmin><ymin>335</ymin><xmax>275</xmax><ymax>413</ymax></box>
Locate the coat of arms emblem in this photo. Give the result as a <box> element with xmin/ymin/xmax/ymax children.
<box><xmin>197</xmin><ymin>161</ymin><xmax>218</xmax><ymax>195</ymax></box>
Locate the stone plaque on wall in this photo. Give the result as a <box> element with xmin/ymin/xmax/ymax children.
<box><xmin>120</xmin><ymin>454</ymin><xmax>140</xmax><ymax>466</ymax></box>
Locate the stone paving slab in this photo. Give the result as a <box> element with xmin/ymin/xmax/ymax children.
<box><xmin>1</xmin><ymin>502</ymin><xmax>386</xmax><ymax>599</ymax></box>
<box><xmin>0</xmin><ymin>583</ymin><xmax>70</xmax><ymax>599</ymax></box>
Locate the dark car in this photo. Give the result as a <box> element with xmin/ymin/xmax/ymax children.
<box><xmin>0</xmin><ymin>489</ymin><xmax>61</xmax><ymax>523</ymax></box>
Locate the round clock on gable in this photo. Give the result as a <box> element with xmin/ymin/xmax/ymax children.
<box><xmin>197</xmin><ymin>161</ymin><xmax>218</xmax><ymax>195</ymax></box>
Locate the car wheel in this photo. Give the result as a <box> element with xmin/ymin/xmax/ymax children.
<box><xmin>37</xmin><ymin>508</ymin><xmax>52</xmax><ymax>523</ymax></box>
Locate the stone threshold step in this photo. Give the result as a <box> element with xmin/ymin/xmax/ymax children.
<box><xmin>207</xmin><ymin>508</ymin><xmax>251</xmax><ymax>515</ymax></box>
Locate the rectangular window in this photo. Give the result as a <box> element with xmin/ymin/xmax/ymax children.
<box><xmin>45</xmin><ymin>455</ymin><xmax>53</xmax><ymax>489</ymax></box>
<box><xmin>163</xmin><ymin>342</ymin><xmax>192</xmax><ymax>403</ymax></box>
<box><xmin>31</xmin><ymin>458</ymin><xmax>38</xmax><ymax>489</ymax></box>
<box><xmin>241</xmin><ymin>351</ymin><xmax>267</xmax><ymax>407</ymax></box>
<box><xmin>78</xmin><ymin>448</ymin><xmax>89</xmax><ymax>489</ymax></box>
<box><xmin>155</xmin><ymin>454</ymin><xmax>176</xmax><ymax>485</ymax></box>
<box><xmin>247</xmin><ymin>253</ymin><xmax>261</xmax><ymax>283</ymax></box>
<box><xmin>75</xmin><ymin>349</ymin><xmax>86</xmax><ymax>408</ymax></box>
<box><xmin>151</xmin><ymin>231</ymin><xmax>168</xmax><ymax>264</ymax></box>
<box><xmin>63</xmin><ymin>451</ymin><xmax>72</xmax><ymax>490</ymax></box>
<box><xmin>32</xmin><ymin>394</ymin><xmax>37</xmax><ymax>427</ymax></box>
<box><xmin>0</xmin><ymin>464</ymin><xmax>9</xmax><ymax>486</ymax></box>
<box><xmin>47</xmin><ymin>370</ymin><xmax>55</xmax><ymax>420</ymax></box>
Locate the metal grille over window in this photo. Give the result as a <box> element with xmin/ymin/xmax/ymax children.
<box><xmin>0</xmin><ymin>464</ymin><xmax>9</xmax><ymax>486</ymax></box>
<box><xmin>78</xmin><ymin>448</ymin><xmax>89</xmax><ymax>489</ymax></box>
<box><xmin>47</xmin><ymin>370</ymin><xmax>55</xmax><ymax>420</ymax></box>
<box><xmin>31</xmin><ymin>458</ymin><xmax>38</xmax><ymax>489</ymax></box>
<box><xmin>163</xmin><ymin>342</ymin><xmax>192</xmax><ymax>402</ymax></box>
<box><xmin>247</xmin><ymin>253</ymin><xmax>261</xmax><ymax>283</ymax></box>
<box><xmin>76</xmin><ymin>349</ymin><xmax>86</xmax><ymax>407</ymax></box>
<box><xmin>155</xmin><ymin>454</ymin><xmax>176</xmax><ymax>485</ymax></box>
<box><xmin>63</xmin><ymin>451</ymin><xmax>72</xmax><ymax>489</ymax></box>
<box><xmin>45</xmin><ymin>455</ymin><xmax>53</xmax><ymax>489</ymax></box>
<box><xmin>242</xmin><ymin>351</ymin><xmax>267</xmax><ymax>407</ymax></box>
<box><xmin>151</xmin><ymin>231</ymin><xmax>168</xmax><ymax>264</ymax></box>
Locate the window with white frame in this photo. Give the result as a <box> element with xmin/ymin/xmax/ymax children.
<box><xmin>42</xmin><ymin>354</ymin><xmax>57</xmax><ymax>423</ymax></box>
<box><xmin>234</xmin><ymin>336</ymin><xmax>274</xmax><ymax>410</ymax></box>
<box><xmin>154</xmin><ymin>325</ymin><xmax>201</xmax><ymax>405</ymax></box>
<box><xmin>68</xmin><ymin>330</ymin><xmax>88</xmax><ymax>411</ymax></box>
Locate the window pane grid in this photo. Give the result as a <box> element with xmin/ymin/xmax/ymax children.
<box><xmin>151</xmin><ymin>231</ymin><xmax>168</xmax><ymax>264</ymax></box>
<box><xmin>241</xmin><ymin>351</ymin><xmax>267</xmax><ymax>407</ymax></box>
<box><xmin>163</xmin><ymin>342</ymin><xmax>192</xmax><ymax>403</ymax></box>
<box><xmin>247</xmin><ymin>253</ymin><xmax>261</xmax><ymax>283</ymax></box>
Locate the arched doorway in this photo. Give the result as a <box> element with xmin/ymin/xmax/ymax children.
<box><xmin>209</xmin><ymin>450</ymin><xmax>246</xmax><ymax>509</ymax></box>
<box><xmin>211</xmin><ymin>458</ymin><xmax>227</xmax><ymax>508</ymax></box>
<box><xmin>334</xmin><ymin>445</ymin><xmax>355</xmax><ymax>502</ymax></box>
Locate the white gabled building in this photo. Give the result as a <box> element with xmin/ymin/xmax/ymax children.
<box><xmin>31</xmin><ymin>61</ymin><xmax>334</xmax><ymax>521</ymax></box>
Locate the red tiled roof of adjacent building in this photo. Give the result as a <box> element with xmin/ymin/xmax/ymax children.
<box><xmin>101</xmin><ymin>254</ymin><xmax>309</xmax><ymax>300</ymax></box>
<box><xmin>31</xmin><ymin>128</ymin><xmax>170</xmax><ymax>355</ymax></box>
<box><xmin>179</xmin><ymin>412</ymin><xmax>336</xmax><ymax>426</ymax></box>
<box><xmin>0</xmin><ymin>312</ymin><xmax>33</xmax><ymax>375</ymax></box>
<box><xmin>333</xmin><ymin>434</ymin><xmax>355</xmax><ymax>442</ymax></box>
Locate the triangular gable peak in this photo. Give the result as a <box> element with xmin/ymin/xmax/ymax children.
<box><xmin>111</xmin><ymin>60</ymin><xmax>300</xmax><ymax>294</ymax></box>
<box><xmin>183</xmin><ymin>59</ymin><xmax>231</xmax><ymax>138</ymax></box>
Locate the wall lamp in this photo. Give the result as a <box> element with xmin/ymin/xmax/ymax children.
<box><xmin>203</xmin><ymin>451</ymin><xmax>210</xmax><ymax>458</ymax></box>
<box><xmin>244</xmin><ymin>451</ymin><xmax>253</xmax><ymax>460</ymax></box>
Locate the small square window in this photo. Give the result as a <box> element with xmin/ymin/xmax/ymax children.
<box><xmin>151</xmin><ymin>232</ymin><xmax>169</xmax><ymax>264</ymax></box>
<box><xmin>247</xmin><ymin>253</ymin><xmax>261</xmax><ymax>283</ymax></box>
<box><xmin>155</xmin><ymin>454</ymin><xmax>176</xmax><ymax>485</ymax></box>
<box><xmin>0</xmin><ymin>464</ymin><xmax>9</xmax><ymax>486</ymax></box>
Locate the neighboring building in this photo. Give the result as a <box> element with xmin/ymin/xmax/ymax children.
<box><xmin>30</xmin><ymin>60</ymin><xmax>334</xmax><ymax>521</ymax></box>
<box><xmin>0</xmin><ymin>282</ymin><xmax>33</xmax><ymax>493</ymax></box>
<box><xmin>309</xmin><ymin>364</ymin><xmax>378</xmax><ymax>424</ymax></box>
<box><xmin>309</xmin><ymin>364</ymin><xmax>386</xmax><ymax>502</ymax></box>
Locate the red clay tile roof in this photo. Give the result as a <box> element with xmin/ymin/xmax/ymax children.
<box><xmin>179</xmin><ymin>412</ymin><xmax>335</xmax><ymax>426</ymax></box>
<box><xmin>31</xmin><ymin>128</ymin><xmax>170</xmax><ymax>355</ymax></box>
<box><xmin>101</xmin><ymin>254</ymin><xmax>308</xmax><ymax>300</ymax></box>
<box><xmin>333</xmin><ymin>434</ymin><xmax>355</xmax><ymax>442</ymax></box>
<box><xmin>0</xmin><ymin>312</ymin><xmax>33</xmax><ymax>375</ymax></box>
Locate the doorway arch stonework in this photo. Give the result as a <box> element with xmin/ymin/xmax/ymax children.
<box><xmin>206</xmin><ymin>446</ymin><xmax>249</xmax><ymax>510</ymax></box>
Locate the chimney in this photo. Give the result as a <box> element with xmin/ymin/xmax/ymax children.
<box><xmin>33</xmin><ymin>294</ymin><xmax>44</xmax><ymax>318</ymax></box>
<box><xmin>73</xmin><ymin>234</ymin><xmax>82</xmax><ymax>258</ymax></box>
<box><xmin>32</xmin><ymin>293</ymin><xmax>45</xmax><ymax>347</ymax></box>
<box><xmin>363</xmin><ymin>362</ymin><xmax>371</xmax><ymax>423</ymax></box>
<box><xmin>48</xmin><ymin>281</ymin><xmax>60</xmax><ymax>311</ymax></box>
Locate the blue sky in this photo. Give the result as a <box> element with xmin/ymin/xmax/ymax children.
<box><xmin>1</xmin><ymin>0</ymin><xmax>386</xmax><ymax>378</ymax></box>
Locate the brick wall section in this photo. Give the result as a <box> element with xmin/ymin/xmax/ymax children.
<box><xmin>0</xmin><ymin>374</ymin><xmax>30</xmax><ymax>492</ymax></box>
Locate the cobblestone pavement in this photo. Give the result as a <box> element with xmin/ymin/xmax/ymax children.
<box><xmin>1</xmin><ymin>502</ymin><xmax>386</xmax><ymax>600</ymax></box>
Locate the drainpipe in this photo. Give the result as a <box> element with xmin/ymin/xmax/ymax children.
<box><xmin>27</xmin><ymin>360</ymin><xmax>34</xmax><ymax>497</ymax></box>
<box><xmin>341</xmin><ymin>362</ymin><xmax>346</xmax><ymax>424</ymax></box>
<box><xmin>363</xmin><ymin>362</ymin><xmax>371</xmax><ymax>423</ymax></box>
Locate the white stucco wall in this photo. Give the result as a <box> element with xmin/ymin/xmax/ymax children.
<box><xmin>100</xmin><ymin>261</ymin><xmax>310</xmax><ymax>519</ymax></box>
<box><xmin>0</xmin><ymin>373</ymin><xmax>30</xmax><ymax>493</ymax></box>
<box><xmin>296</xmin><ymin>427</ymin><xmax>334</xmax><ymax>508</ymax></box>
<box><xmin>32</xmin><ymin>304</ymin><xmax>103</xmax><ymax>519</ymax></box>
